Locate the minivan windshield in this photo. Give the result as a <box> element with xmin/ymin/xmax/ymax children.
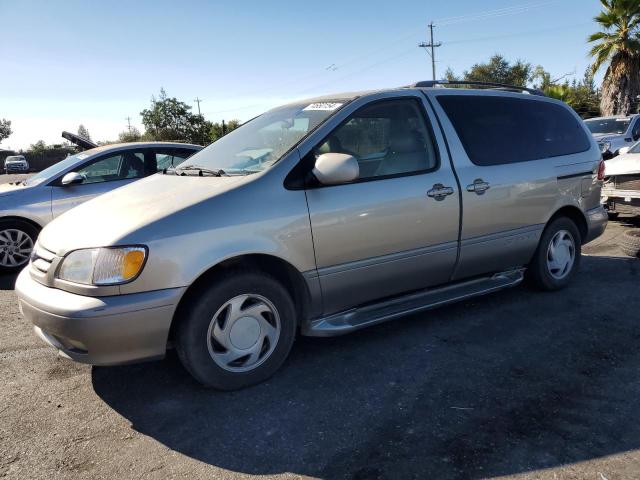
<box><xmin>585</xmin><ymin>118</ymin><xmax>631</xmax><ymax>135</ymax></box>
<box><xmin>176</xmin><ymin>101</ymin><xmax>345</xmax><ymax>175</ymax></box>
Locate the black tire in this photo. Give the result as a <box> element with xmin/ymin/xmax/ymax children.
<box><xmin>526</xmin><ymin>217</ymin><xmax>582</xmax><ymax>291</ymax></box>
<box><xmin>176</xmin><ymin>270</ymin><xmax>297</xmax><ymax>390</ymax></box>
<box><xmin>607</xmin><ymin>211</ymin><xmax>620</xmax><ymax>220</ymax></box>
<box><xmin>620</xmin><ymin>229</ymin><xmax>640</xmax><ymax>258</ymax></box>
<box><xmin>0</xmin><ymin>219</ymin><xmax>39</xmax><ymax>273</ymax></box>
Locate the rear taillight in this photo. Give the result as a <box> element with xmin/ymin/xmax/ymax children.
<box><xmin>597</xmin><ymin>160</ymin><xmax>606</xmax><ymax>181</ymax></box>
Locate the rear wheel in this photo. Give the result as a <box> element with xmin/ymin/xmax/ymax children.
<box><xmin>176</xmin><ymin>270</ymin><xmax>297</xmax><ymax>390</ymax></box>
<box><xmin>526</xmin><ymin>217</ymin><xmax>581</xmax><ymax>291</ymax></box>
<box><xmin>0</xmin><ymin>219</ymin><xmax>38</xmax><ymax>273</ymax></box>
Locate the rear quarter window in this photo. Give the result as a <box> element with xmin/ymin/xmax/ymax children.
<box><xmin>437</xmin><ymin>95</ymin><xmax>591</xmax><ymax>166</ymax></box>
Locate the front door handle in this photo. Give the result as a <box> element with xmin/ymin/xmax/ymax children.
<box><xmin>466</xmin><ymin>178</ymin><xmax>490</xmax><ymax>195</ymax></box>
<box><xmin>427</xmin><ymin>183</ymin><xmax>454</xmax><ymax>201</ymax></box>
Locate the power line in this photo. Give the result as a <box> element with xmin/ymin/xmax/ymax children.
<box><xmin>202</xmin><ymin>0</ymin><xmax>567</xmax><ymax>116</ymax></box>
<box><xmin>419</xmin><ymin>22</ymin><xmax>442</xmax><ymax>81</ymax></box>
<box><xmin>435</xmin><ymin>0</ymin><xmax>561</xmax><ymax>26</ymax></box>
<box><xmin>204</xmin><ymin>1</ymin><xmax>556</xmax><ymax>113</ymax></box>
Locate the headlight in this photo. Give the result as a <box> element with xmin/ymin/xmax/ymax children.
<box><xmin>57</xmin><ymin>246</ymin><xmax>147</xmax><ymax>285</ymax></box>
<box><xmin>599</xmin><ymin>141</ymin><xmax>612</xmax><ymax>153</ymax></box>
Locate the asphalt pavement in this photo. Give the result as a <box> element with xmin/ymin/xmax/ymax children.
<box><xmin>0</xmin><ymin>179</ymin><xmax>639</xmax><ymax>479</ymax></box>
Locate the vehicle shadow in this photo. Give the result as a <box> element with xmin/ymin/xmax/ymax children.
<box><xmin>616</xmin><ymin>214</ymin><xmax>640</xmax><ymax>228</ymax></box>
<box><xmin>0</xmin><ymin>272</ymin><xmax>19</xmax><ymax>290</ymax></box>
<box><xmin>92</xmin><ymin>255</ymin><xmax>640</xmax><ymax>479</ymax></box>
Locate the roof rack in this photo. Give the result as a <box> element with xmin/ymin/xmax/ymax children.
<box><xmin>410</xmin><ymin>80</ymin><xmax>545</xmax><ymax>97</ymax></box>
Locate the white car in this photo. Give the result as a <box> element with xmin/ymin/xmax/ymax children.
<box><xmin>4</xmin><ymin>155</ymin><xmax>29</xmax><ymax>173</ymax></box>
<box><xmin>584</xmin><ymin>115</ymin><xmax>640</xmax><ymax>159</ymax></box>
<box><xmin>602</xmin><ymin>142</ymin><xmax>640</xmax><ymax>219</ymax></box>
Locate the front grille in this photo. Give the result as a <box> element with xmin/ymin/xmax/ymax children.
<box><xmin>614</xmin><ymin>175</ymin><xmax>640</xmax><ymax>190</ymax></box>
<box><xmin>30</xmin><ymin>244</ymin><xmax>56</xmax><ymax>275</ymax></box>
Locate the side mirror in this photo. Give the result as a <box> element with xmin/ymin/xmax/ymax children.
<box><xmin>61</xmin><ymin>172</ymin><xmax>84</xmax><ymax>186</ymax></box>
<box><xmin>312</xmin><ymin>153</ymin><xmax>359</xmax><ymax>185</ymax></box>
<box><xmin>619</xmin><ymin>147</ymin><xmax>630</xmax><ymax>156</ymax></box>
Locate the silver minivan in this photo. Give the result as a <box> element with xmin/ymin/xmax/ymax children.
<box><xmin>16</xmin><ymin>81</ymin><xmax>607</xmax><ymax>390</ymax></box>
<box><xmin>0</xmin><ymin>142</ymin><xmax>200</xmax><ymax>271</ymax></box>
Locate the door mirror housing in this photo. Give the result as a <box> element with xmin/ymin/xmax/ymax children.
<box><xmin>312</xmin><ymin>153</ymin><xmax>359</xmax><ymax>185</ymax></box>
<box><xmin>61</xmin><ymin>172</ymin><xmax>84</xmax><ymax>186</ymax></box>
<box><xmin>619</xmin><ymin>146</ymin><xmax>631</xmax><ymax>156</ymax></box>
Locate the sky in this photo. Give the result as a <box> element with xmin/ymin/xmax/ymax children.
<box><xmin>0</xmin><ymin>0</ymin><xmax>605</xmax><ymax>150</ymax></box>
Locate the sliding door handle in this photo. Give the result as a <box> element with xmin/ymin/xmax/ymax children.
<box><xmin>466</xmin><ymin>179</ymin><xmax>490</xmax><ymax>195</ymax></box>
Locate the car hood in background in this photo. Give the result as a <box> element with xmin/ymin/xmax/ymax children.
<box><xmin>605</xmin><ymin>153</ymin><xmax>640</xmax><ymax>176</ymax></box>
<box><xmin>0</xmin><ymin>182</ymin><xmax>31</xmax><ymax>196</ymax></box>
<box><xmin>38</xmin><ymin>173</ymin><xmax>247</xmax><ymax>255</ymax></box>
<box><xmin>591</xmin><ymin>133</ymin><xmax>624</xmax><ymax>142</ymax></box>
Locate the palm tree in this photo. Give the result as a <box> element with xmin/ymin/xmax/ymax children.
<box><xmin>588</xmin><ymin>0</ymin><xmax>640</xmax><ymax>116</ymax></box>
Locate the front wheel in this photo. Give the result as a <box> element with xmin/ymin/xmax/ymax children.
<box><xmin>526</xmin><ymin>217</ymin><xmax>581</xmax><ymax>291</ymax></box>
<box><xmin>0</xmin><ymin>219</ymin><xmax>39</xmax><ymax>273</ymax></box>
<box><xmin>176</xmin><ymin>270</ymin><xmax>297</xmax><ymax>390</ymax></box>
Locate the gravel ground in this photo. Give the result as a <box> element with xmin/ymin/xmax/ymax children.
<box><xmin>0</xmin><ymin>183</ymin><xmax>639</xmax><ymax>479</ymax></box>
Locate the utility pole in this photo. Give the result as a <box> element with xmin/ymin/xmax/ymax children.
<box><xmin>125</xmin><ymin>116</ymin><xmax>132</xmax><ymax>133</ymax></box>
<box><xmin>194</xmin><ymin>97</ymin><xmax>202</xmax><ymax>117</ymax></box>
<box><xmin>418</xmin><ymin>22</ymin><xmax>442</xmax><ymax>81</ymax></box>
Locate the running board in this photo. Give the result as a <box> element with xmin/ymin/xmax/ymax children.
<box><xmin>303</xmin><ymin>269</ymin><xmax>525</xmax><ymax>337</ymax></box>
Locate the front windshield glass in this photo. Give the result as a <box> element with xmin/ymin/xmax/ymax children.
<box><xmin>24</xmin><ymin>152</ymin><xmax>90</xmax><ymax>186</ymax></box>
<box><xmin>628</xmin><ymin>142</ymin><xmax>640</xmax><ymax>154</ymax></box>
<box><xmin>585</xmin><ymin>118</ymin><xmax>631</xmax><ymax>135</ymax></box>
<box><xmin>177</xmin><ymin>101</ymin><xmax>346</xmax><ymax>174</ymax></box>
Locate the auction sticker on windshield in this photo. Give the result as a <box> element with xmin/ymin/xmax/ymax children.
<box><xmin>303</xmin><ymin>102</ymin><xmax>343</xmax><ymax>111</ymax></box>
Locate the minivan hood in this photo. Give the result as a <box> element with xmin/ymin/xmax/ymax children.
<box><xmin>38</xmin><ymin>173</ymin><xmax>246</xmax><ymax>254</ymax></box>
<box><xmin>605</xmin><ymin>152</ymin><xmax>640</xmax><ymax>176</ymax></box>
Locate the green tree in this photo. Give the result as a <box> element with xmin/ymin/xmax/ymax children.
<box><xmin>442</xmin><ymin>67</ymin><xmax>458</xmax><ymax>82</ymax></box>
<box><xmin>588</xmin><ymin>0</ymin><xmax>640</xmax><ymax>115</ymax></box>
<box><xmin>29</xmin><ymin>140</ymin><xmax>47</xmax><ymax>154</ymax></box>
<box><xmin>118</xmin><ymin>127</ymin><xmax>142</xmax><ymax>143</ymax></box>
<box><xmin>77</xmin><ymin>124</ymin><xmax>92</xmax><ymax>140</ymax></box>
<box><xmin>140</xmin><ymin>88</ymin><xmax>211</xmax><ymax>144</ymax></box>
<box><xmin>462</xmin><ymin>54</ymin><xmax>532</xmax><ymax>86</ymax></box>
<box><xmin>0</xmin><ymin>119</ymin><xmax>12</xmax><ymax>144</ymax></box>
<box><xmin>209</xmin><ymin>119</ymin><xmax>241</xmax><ymax>143</ymax></box>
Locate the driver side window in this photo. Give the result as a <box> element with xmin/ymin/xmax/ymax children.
<box><xmin>316</xmin><ymin>99</ymin><xmax>438</xmax><ymax>180</ymax></box>
<box><xmin>76</xmin><ymin>152</ymin><xmax>145</xmax><ymax>185</ymax></box>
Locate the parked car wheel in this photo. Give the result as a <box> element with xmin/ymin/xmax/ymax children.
<box><xmin>607</xmin><ymin>211</ymin><xmax>620</xmax><ymax>220</ymax></box>
<box><xmin>620</xmin><ymin>229</ymin><xmax>640</xmax><ymax>258</ymax></box>
<box><xmin>0</xmin><ymin>219</ymin><xmax>38</xmax><ymax>273</ymax></box>
<box><xmin>526</xmin><ymin>217</ymin><xmax>581</xmax><ymax>291</ymax></box>
<box><xmin>176</xmin><ymin>270</ymin><xmax>297</xmax><ymax>390</ymax></box>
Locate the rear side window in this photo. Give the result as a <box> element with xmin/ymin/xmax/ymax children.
<box><xmin>437</xmin><ymin>95</ymin><xmax>591</xmax><ymax>166</ymax></box>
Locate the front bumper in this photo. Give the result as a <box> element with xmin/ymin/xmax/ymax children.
<box><xmin>15</xmin><ymin>269</ymin><xmax>185</xmax><ymax>365</ymax></box>
<box><xmin>584</xmin><ymin>205</ymin><xmax>608</xmax><ymax>244</ymax></box>
<box><xmin>5</xmin><ymin>164</ymin><xmax>28</xmax><ymax>172</ymax></box>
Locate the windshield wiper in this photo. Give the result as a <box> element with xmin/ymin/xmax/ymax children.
<box><xmin>169</xmin><ymin>165</ymin><xmax>228</xmax><ymax>177</ymax></box>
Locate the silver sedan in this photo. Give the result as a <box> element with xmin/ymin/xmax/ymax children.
<box><xmin>0</xmin><ymin>142</ymin><xmax>201</xmax><ymax>271</ymax></box>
